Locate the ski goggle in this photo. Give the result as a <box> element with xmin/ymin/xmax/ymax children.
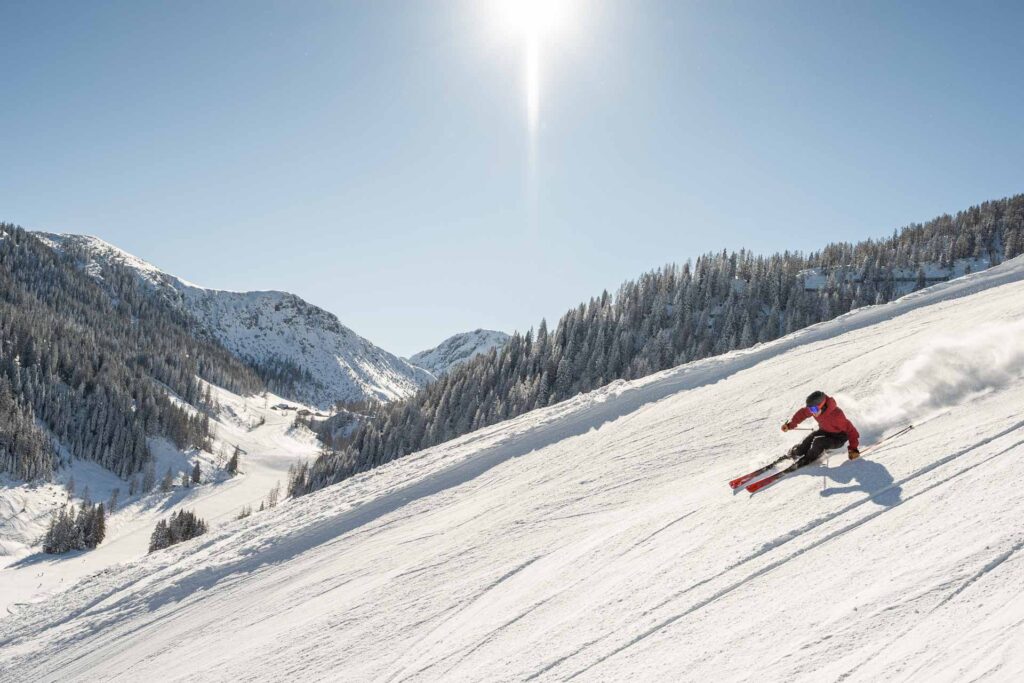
<box><xmin>808</xmin><ymin>402</ymin><xmax>824</xmax><ymax>415</ymax></box>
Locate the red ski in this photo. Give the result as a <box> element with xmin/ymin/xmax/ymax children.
<box><xmin>729</xmin><ymin>457</ymin><xmax>789</xmax><ymax>489</ymax></box>
<box><xmin>745</xmin><ymin>449</ymin><xmax>844</xmax><ymax>493</ymax></box>
<box><xmin>729</xmin><ymin>465</ymin><xmax>773</xmax><ymax>489</ymax></box>
<box><xmin>745</xmin><ymin>470</ymin><xmax>788</xmax><ymax>493</ymax></box>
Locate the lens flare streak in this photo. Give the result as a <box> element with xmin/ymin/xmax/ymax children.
<box><xmin>526</xmin><ymin>33</ymin><xmax>540</xmax><ymax>136</ymax></box>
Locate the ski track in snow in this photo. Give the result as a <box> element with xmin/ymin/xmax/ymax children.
<box><xmin>559</xmin><ymin>423</ymin><xmax>1024</xmax><ymax>681</ymax></box>
<box><xmin>3</xmin><ymin>257</ymin><xmax>1024</xmax><ymax>681</ymax></box>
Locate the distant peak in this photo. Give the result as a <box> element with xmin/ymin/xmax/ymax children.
<box><xmin>409</xmin><ymin>329</ymin><xmax>511</xmax><ymax>376</ymax></box>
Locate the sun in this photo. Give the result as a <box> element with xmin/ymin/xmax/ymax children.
<box><xmin>491</xmin><ymin>0</ymin><xmax>575</xmax><ymax>135</ymax></box>
<box><xmin>494</xmin><ymin>0</ymin><xmax>570</xmax><ymax>38</ymax></box>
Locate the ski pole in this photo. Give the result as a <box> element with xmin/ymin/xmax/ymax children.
<box><xmin>860</xmin><ymin>424</ymin><xmax>914</xmax><ymax>457</ymax></box>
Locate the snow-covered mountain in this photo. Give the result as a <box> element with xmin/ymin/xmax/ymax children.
<box><xmin>35</xmin><ymin>233</ymin><xmax>432</xmax><ymax>408</ymax></box>
<box><xmin>408</xmin><ymin>328</ymin><xmax>511</xmax><ymax>376</ymax></box>
<box><xmin>5</xmin><ymin>256</ymin><xmax>1024</xmax><ymax>679</ymax></box>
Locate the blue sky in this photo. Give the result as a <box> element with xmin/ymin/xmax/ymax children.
<box><xmin>3</xmin><ymin>1</ymin><xmax>1022</xmax><ymax>356</ymax></box>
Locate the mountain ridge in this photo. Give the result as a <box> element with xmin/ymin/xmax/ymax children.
<box><xmin>36</xmin><ymin>232</ymin><xmax>433</xmax><ymax>409</ymax></box>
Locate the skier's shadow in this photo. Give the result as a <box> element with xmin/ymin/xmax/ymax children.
<box><xmin>805</xmin><ymin>458</ymin><xmax>902</xmax><ymax>507</ymax></box>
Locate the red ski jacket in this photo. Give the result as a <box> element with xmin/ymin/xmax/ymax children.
<box><xmin>787</xmin><ymin>395</ymin><xmax>860</xmax><ymax>449</ymax></box>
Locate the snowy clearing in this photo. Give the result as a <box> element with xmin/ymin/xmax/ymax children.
<box><xmin>0</xmin><ymin>386</ymin><xmax>319</xmax><ymax>618</ymax></box>
<box><xmin>2</xmin><ymin>258</ymin><xmax>1024</xmax><ymax>681</ymax></box>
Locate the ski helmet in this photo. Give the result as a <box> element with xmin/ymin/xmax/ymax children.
<box><xmin>805</xmin><ymin>390</ymin><xmax>826</xmax><ymax>408</ymax></box>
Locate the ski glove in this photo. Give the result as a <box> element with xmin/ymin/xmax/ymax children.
<box><xmin>781</xmin><ymin>423</ymin><xmax>791</xmax><ymax>432</ymax></box>
<box><xmin>848</xmin><ymin>447</ymin><xmax>860</xmax><ymax>460</ymax></box>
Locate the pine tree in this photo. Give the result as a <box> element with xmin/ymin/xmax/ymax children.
<box><xmin>287</xmin><ymin>461</ymin><xmax>309</xmax><ymax>498</ymax></box>
<box><xmin>148</xmin><ymin>519</ymin><xmax>172</xmax><ymax>553</ymax></box>
<box><xmin>43</xmin><ymin>501</ymin><xmax>106</xmax><ymax>553</ymax></box>
<box><xmin>85</xmin><ymin>503</ymin><xmax>106</xmax><ymax>548</ymax></box>
<box><xmin>142</xmin><ymin>461</ymin><xmax>156</xmax><ymax>493</ymax></box>
<box><xmin>147</xmin><ymin>509</ymin><xmax>208</xmax><ymax>553</ymax></box>
<box><xmin>226</xmin><ymin>447</ymin><xmax>240</xmax><ymax>475</ymax></box>
<box><xmin>43</xmin><ymin>507</ymin><xmax>76</xmax><ymax>554</ymax></box>
<box><xmin>160</xmin><ymin>467</ymin><xmax>174</xmax><ymax>493</ymax></box>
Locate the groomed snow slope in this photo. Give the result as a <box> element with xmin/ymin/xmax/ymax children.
<box><xmin>4</xmin><ymin>258</ymin><xmax>1024</xmax><ymax>682</ymax></box>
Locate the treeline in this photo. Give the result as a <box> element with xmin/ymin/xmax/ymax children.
<box><xmin>0</xmin><ymin>224</ymin><xmax>264</xmax><ymax>480</ymax></box>
<box><xmin>295</xmin><ymin>194</ymin><xmax>1024</xmax><ymax>495</ymax></box>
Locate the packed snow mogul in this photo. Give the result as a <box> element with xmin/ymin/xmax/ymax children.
<box><xmin>781</xmin><ymin>390</ymin><xmax>860</xmax><ymax>466</ymax></box>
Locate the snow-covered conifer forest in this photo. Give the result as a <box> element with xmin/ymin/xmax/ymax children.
<box><xmin>0</xmin><ymin>224</ymin><xmax>260</xmax><ymax>481</ymax></box>
<box><xmin>297</xmin><ymin>195</ymin><xmax>1024</xmax><ymax>495</ymax></box>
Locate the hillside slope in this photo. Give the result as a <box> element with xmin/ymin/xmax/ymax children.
<box><xmin>3</xmin><ymin>258</ymin><xmax>1024</xmax><ymax>681</ymax></box>
<box><xmin>36</xmin><ymin>233</ymin><xmax>432</xmax><ymax>408</ymax></box>
<box><xmin>0</xmin><ymin>384</ymin><xmax>319</xmax><ymax>616</ymax></box>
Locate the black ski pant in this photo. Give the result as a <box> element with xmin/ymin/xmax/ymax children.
<box><xmin>786</xmin><ymin>430</ymin><xmax>847</xmax><ymax>470</ymax></box>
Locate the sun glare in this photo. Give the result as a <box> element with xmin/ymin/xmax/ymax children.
<box><xmin>496</xmin><ymin>0</ymin><xmax>569</xmax><ymax>38</ymax></box>
<box><xmin>492</xmin><ymin>0</ymin><xmax>574</xmax><ymax>136</ymax></box>
<box><xmin>526</xmin><ymin>33</ymin><xmax>540</xmax><ymax>134</ymax></box>
<box><xmin>485</xmin><ymin>0</ymin><xmax>582</xmax><ymax>227</ymax></box>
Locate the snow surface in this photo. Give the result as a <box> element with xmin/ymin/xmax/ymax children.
<box><xmin>4</xmin><ymin>257</ymin><xmax>1024</xmax><ymax>681</ymax></box>
<box><xmin>34</xmin><ymin>232</ymin><xmax>432</xmax><ymax>408</ymax></box>
<box><xmin>0</xmin><ymin>385</ymin><xmax>319</xmax><ymax>618</ymax></box>
<box><xmin>409</xmin><ymin>329</ymin><xmax>511</xmax><ymax>376</ymax></box>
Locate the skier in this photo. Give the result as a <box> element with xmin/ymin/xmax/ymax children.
<box><xmin>781</xmin><ymin>390</ymin><xmax>860</xmax><ymax>469</ymax></box>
